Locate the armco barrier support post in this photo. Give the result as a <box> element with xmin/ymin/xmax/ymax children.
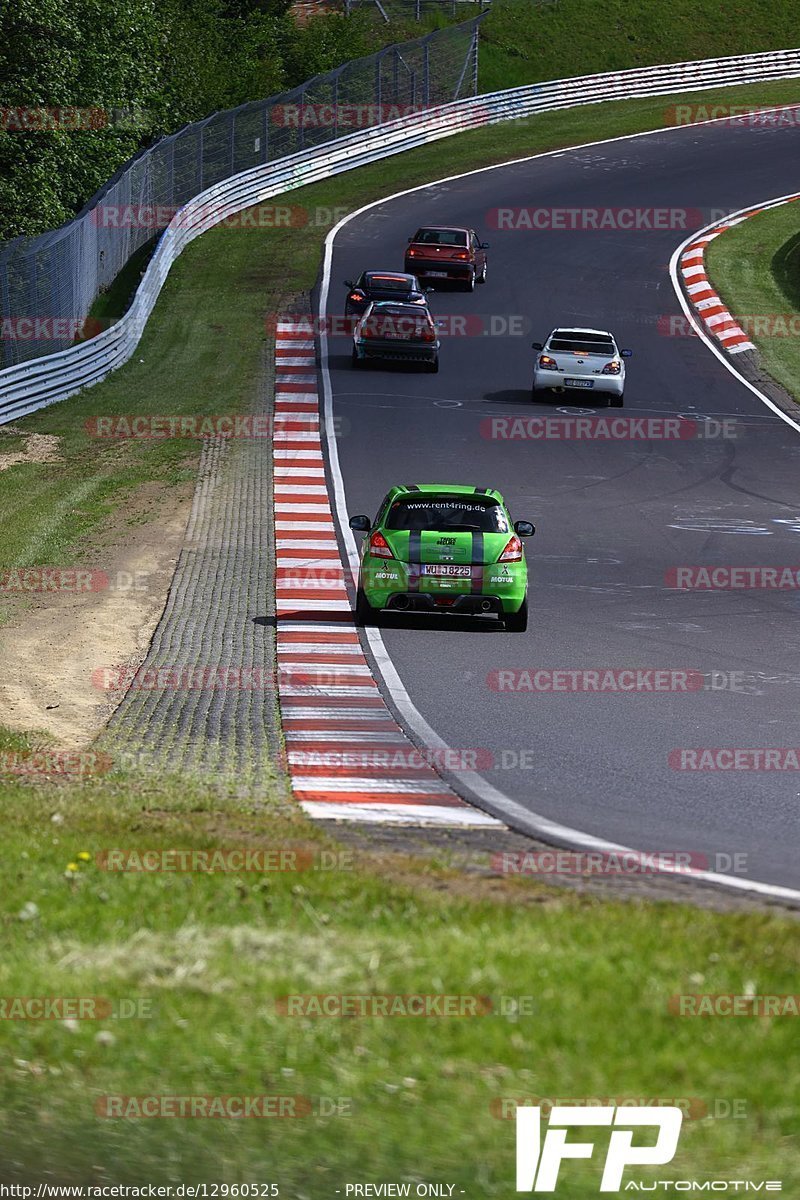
<box><xmin>0</xmin><ymin>244</ymin><xmax>11</xmax><ymax>372</ymax></box>
<box><xmin>198</xmin><ymin>124</ymin><xmax>205</xmax><ymax>193</ymax></box>
<box><xmin>453</xmin><ymin>32</ymin><xmax>471</xmax><ymax>100</ymax></box>
<box><xmin>471</xmin><ymin>22</ymin><xmax>479</xmax><ymax>95</ymax></box>
<box><xmin>298</xmin><ymin>84</ymin><xmax>306</xmax><ymax>152</ymax></box>
<box><xmin>333</xmin><ymin>73</ymin><xmax>339</xmax><ymax>140</ymax></box>
<box><xmin>167</xmin><ymin>138</ymin><xmax>175</xmax><ymax>207</ymax></box>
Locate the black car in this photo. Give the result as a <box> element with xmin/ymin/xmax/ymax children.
<box><xmin>344</xmin><ymin>271</ymin><xmax>429</xmax><ymax>318</ymax></box>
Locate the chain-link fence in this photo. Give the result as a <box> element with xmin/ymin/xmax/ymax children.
<box><xmin>0</xmin><ymin>17</ymin><xmax>482</xmax><ymax>370</ymax></box>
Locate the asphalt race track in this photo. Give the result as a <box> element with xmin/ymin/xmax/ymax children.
<box><xmin>321</xmin><ymin>118</ymin><xmax>800</xmax><ymax>891</ymax></box>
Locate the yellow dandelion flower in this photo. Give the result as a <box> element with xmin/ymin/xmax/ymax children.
<box><xmin>77</xmin><ymin>851</ymin><xmax>91</xmax><ymax>862</ymax></box>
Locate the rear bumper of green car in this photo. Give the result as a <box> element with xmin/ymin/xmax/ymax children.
<box><xmin>360</xmin><ymin>556</ymin><xmax>527</xmax><ymax>614</ymax></box>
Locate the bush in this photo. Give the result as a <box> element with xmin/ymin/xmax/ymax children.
<box><xmin>0</xmin><ymin>0</ymin><xmax>377</xmax><ymax>240</ymax></box>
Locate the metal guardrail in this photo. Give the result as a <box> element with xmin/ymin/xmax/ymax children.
<box><xmin>2</xmin><ymin>45</ymin><xmax>800</xmax><ymax>424</ymax></box>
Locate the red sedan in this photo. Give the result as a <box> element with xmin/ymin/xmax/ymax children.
<box><xmin>404</xmin><ymin>225</ymin><xmax>489</xmax><ymax>292</ymax></box>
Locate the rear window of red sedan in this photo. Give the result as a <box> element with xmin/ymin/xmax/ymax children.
<box><xmin>412</xmin><ymin>229</ymin><xmax>468</xmax><ymax>247</ymax></box>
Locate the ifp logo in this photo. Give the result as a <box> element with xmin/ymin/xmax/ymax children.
<box><xmin>516</xmin><ymin>1105</ymin><xmax>683</xmax><ymax>1192</ymax></box>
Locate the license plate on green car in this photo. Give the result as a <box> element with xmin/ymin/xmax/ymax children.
<box><xmin>422</xmin><ymin>564</ymin><xmax>471</xmax><ymax>578</ymax></box>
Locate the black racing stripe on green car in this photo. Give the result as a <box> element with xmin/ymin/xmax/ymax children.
<box><xmin>471</xmin><ymin>531</ymin><xmax>484</xmax><ymax>594</ymax></box>
<box><xmin>474</xmin><ymin>486</ymin><xmax>489</xmax><ymax>495</ymax></box>
<box><xmin>404</xmin><ymin>484</ymin><xmax>420</xmax><ymax>492</ymax></box>
<box><xmin>407</xmin><ymin>529</ymin><xmax>422</xmax><ymax>592</ymax></box>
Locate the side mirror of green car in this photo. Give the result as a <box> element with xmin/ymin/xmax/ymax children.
<box><xmin>349</xmin><ymin>514</ymin><xmax>371</xmax><ymax>532</ymax></box>
<box><xmin>514</xmin><ymin>521</ymin><xmax>535</xmax><ymax>537</ymax></box>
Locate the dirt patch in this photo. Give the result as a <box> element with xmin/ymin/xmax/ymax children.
<box><xmin>0</xmin><ymin>481</ymin><xmax>193</xmax><ymax>747</ymax></box>
<box><xmin>0</xmin><ymin>429</ymin><xmax>63</xmax><ymax>471</ymax></box>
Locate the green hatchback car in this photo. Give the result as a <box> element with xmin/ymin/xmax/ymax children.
<box><xmin>348</xmin><ymin>484</ymin><xmax>534</xmax><ymax>631</ymax></box>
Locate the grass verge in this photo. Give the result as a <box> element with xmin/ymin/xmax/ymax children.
<box><xmin>0</xmin><ymin>761</ymin><xmax>799</xmax><ymax>1186</ymax></box>
<box><xmin>705</xmin><ymin>198</ymin><xmax>800</xmax><ymax>399</ymax></box>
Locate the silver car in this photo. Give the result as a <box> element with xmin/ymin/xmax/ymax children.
<box><xmin>352</xmin><ymin>300</ymin><xmax>440</xmax><ymax>372</ymax></box>
<box><xmin>531</xmin><ymin>327</ymin><xmax>632</xmax><ymax>406</ymax></box>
